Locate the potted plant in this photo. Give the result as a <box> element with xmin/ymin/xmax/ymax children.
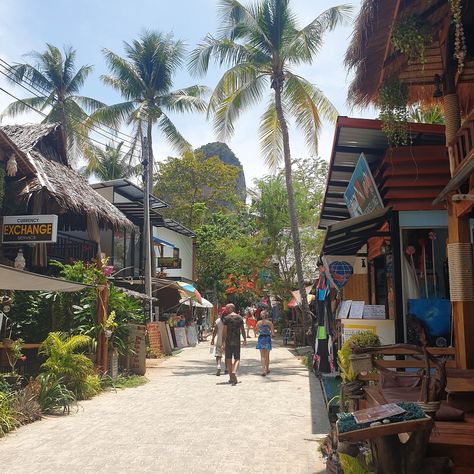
<box><xmin>3</xmin><ymin>337</ymin><xmax>26</xmax><ymax>386</ymax></box>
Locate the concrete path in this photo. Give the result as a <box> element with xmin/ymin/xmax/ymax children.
<box><xmin>0</xmin><ymin>339</ymin><xmax>329</xmax><ymax>473</ymax></box>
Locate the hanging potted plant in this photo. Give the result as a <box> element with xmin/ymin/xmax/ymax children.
<box><xmin>3</xmin><ymin>337</ymin><xmax>26</xmax><ymax>386</ymax></box>
<box><xmin>391</xmin><ymin>14</ymin><xmax>433</xmax><ymax>64</ymax></box>
<box><xmin>378</xmin><ymin>75</ymin><xmax>410</xmax><ymax>147</ymax></box>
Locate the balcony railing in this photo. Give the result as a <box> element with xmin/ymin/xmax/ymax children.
<box><xmin>448</xmin><ymin>110</ymin><xmax>474</xmax><ymax>174</ymax></box>
<box><xmin>48</xmin><ymin>232</ymin><xmax>98</xmax><ymax>263</ymax></box>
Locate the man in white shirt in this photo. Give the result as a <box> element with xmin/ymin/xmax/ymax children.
<box><xmin>211</xmin><ymin>309</ymin><xmax>226</xmax><ymax>376</ymax></box>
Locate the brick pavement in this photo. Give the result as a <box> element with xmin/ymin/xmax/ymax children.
<box><xmin>0</xmin><ymin>338</ymin><xmax>329</xmax><ymax>473</ymax></box>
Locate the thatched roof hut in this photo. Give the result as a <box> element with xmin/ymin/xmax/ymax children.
<box><xmin>345</xmin><ymin>0</ymin><xmax>474</xmax><ymax>115</ymax></box>
<box><xmin>0</xmin><ymin>123</ymin><xmax>133</xmax><ymax>230</ymax></box>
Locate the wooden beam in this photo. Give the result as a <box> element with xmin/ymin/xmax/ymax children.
<box><xmin>454</xmin><ymin>189</ymin><xmax>474</xmax><ymax>217</ymax></box>
<box><xmin>448</xmin><ymin>199</ymin><xmax>474</xmax><ymax>369</ymax></box>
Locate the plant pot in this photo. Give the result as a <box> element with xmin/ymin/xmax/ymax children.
<box><xmin>349</xmin><ymin>353</ymin><xmax>373</xmax><ymax>374</ymax></box>
<box><xmin>416</xmin><ymin>400</ymin><xmax>441</xmax><ymax>416</ymax></box>
<box><xmin>2</xmin><ymin>338</ymin><xmax>13</xmax><ymax>348</ymax></box>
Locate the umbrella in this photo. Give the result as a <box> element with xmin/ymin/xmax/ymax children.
<box><xmin>179</xmin><ymin>297</ymin><xmax>213</xmax><ymax>309</ymax></box>
<box><xmin>177</xmin><ymin>281</ymin><xmax>202</xmax><ymax>304</ymax></box>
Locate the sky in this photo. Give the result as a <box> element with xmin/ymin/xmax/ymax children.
<box><xmin>0</xmin><ymin>0</ymin><xmax>377</xmax><ymax>186</ymax></box>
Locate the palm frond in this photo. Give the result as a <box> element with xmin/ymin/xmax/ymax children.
<box><xmin>259</xmin><ymin>100</ymin><xmax>283</xmax><ymax>169</ymax></box>
<box><xmin>210</xmin><ymin>65</ymin><xmax>268</xmax><ymax>141</ymax></box>
<box><xmin>66</xmin><ymin>65</ymin><xmax>94</xmax><ymax>94</ymax></box>
<box><xmin>102</xmin><ymin>49</ymin><xmax>144</xmax><ymax>100</ymax></box>
<box><xmin>1</xmin><ymin>95</ymin><xmax>47</xmax><ymax>120</ymax></box>
<box><xmin>189</xmin><ymin>35</ymin><xmax>265</xmax><ymax>76</ymax></box>
<box><xmin>283</xmin><ymin>72</ymin><xmax>338</xmax><ymax>154</ymax></box>
<box><xmin>285</xmin><ymin>5</ymin><xmax>353</xmax><ymax>63</ymax></box>
<box><xmin>73</xmin><ymin>96</ymin><xmax>107</xmax><ymax>114</ymax></box>
<box><xmin>5</xmin><ymin>63</ymin><xmax>52</xmax><ymax>92</ymax></box>
<box><xmin>161</xmin><ymin>85</ymin><xmax>210</xmax><ymax>114</ymax></box>
<box><xmin>90</xmin><ymin>101</ymin><xmax>137</xmax><ymax>129</ymax></box>
<box><xmin>157</xmin><ymin>113</ymin><xmax>192</xmax><ymax>153</ymax></box>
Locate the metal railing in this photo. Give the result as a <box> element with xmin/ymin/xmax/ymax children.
<box><xmin>48</xmin><ymin>232</ymin><xmax>98</xmax><ymax>262</ymax></box>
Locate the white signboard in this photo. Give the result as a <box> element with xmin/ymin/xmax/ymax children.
<box><xmin>337</xmin><ymin>300</ymin><xmax>352</xmax><ymax>319</ymax></box>
<box><xmin>2</xmin><ymin>215</ymin><xmax>58</xmax><ymax>243</ymax></box>
<box><xmin>349</xmin><ymin>301</ymin><xmax>365</xmax><ymax>319</ymax></box>
<box><xmin>186</xmin><ymin>325</ymin><xmax>198</xmax><ymax>347</ymax></box>
<box><xmin>362</xmin><ymin>305</ymin><xmax>386</xmax><ymax>320</ymax></box>
<box><xmin>174</xmin><ymin>327</ymin><xmax>188</xmax><ymax>348</ymax></box>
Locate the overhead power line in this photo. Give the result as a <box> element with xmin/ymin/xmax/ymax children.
<box><xmin>0</xmin><ymin>57</ymin><xmax>138</xmax><ymax>146</ymax></box>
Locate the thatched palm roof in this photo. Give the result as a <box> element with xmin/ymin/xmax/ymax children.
<box><xmin>0</xmin><ymin>123</ymin><xmax>134</xmax><ymax>230</ymax></box>
<box><xmin>346</xmin><ymin>0</ymin><xmax>474</xmax><ymax>115</ymax></box>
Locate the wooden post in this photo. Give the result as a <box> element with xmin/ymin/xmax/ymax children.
<box><xmin>96</xmin><ymin>284</ymin><xmax>108</xmax><ymax>372</ymax></box>
<box><xmin>447</xmin><ymin>198</ymin><xmax>474</xmax><ymax>369</ymax></box>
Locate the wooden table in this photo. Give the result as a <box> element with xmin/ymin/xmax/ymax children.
<box><xmin>446</xmin><ymin>377</ymin><xmax>474</xmax><ymax>394</ymax></box>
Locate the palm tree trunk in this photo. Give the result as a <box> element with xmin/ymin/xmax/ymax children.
<box><xmin>273</xmin><ymin>84</ymin><xmax>311</xmax><ymax>337</ymax></box>
<box><xmin>147</xmin><ymin>121</ymin><xmax>156</xmax><ymax>278</ymax></box>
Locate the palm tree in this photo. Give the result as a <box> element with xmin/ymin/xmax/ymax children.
<box><xmin>190</xmin><ymin>0</ymin><xmax>351</xmax><ymax>324</ymax></box>
<box><xmin>408</xmin><ymin>104</ymin><xmax>445</xmax><ymax>125</ymax></box>
<box><xmin>93</xmin><ymin>30</ymin><xmax>208</xmax><ymax>191</ymax></box>
<box><xmin>1</xmin><ymin>44</ymin><xmax>104</xmax><ymax>163</ymax></box>
<box><xmin>81</xmin><ymin>141</ymin><xmax>139</xmax><ymax>181</ymax></box>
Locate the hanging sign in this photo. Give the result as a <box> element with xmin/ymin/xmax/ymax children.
<box><xmin>344</xmin><ymin>154</ymin><xmax>383</xmax><ymax>217</ymax></box>
<box><xmin>2</xmin><ymin>215</ymin><xmax>58</xmax><ymax>243</ymax></box>
<box><xmin>157</xmin><ymin>257</ymin><xmax>181</xmax><ymax>269</ymax></box>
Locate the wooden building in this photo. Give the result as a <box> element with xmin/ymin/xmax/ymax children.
<box><xmin>345</xmin><ymin>0</ymin><xmax>474</xmax><ymax>370</ymax></box>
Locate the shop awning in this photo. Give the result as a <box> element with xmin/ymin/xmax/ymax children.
<box><xmin>433</xmin><ymin>155</ymin><xmax>474</xmax><ymax>205</ymax></box>
<box><xmin>322</xmin><ymin>208</ymin><xmax>392</xmax><ymax>256</ymax></box>
<box><xmin>0</xmin><ymin>264</ymin><xmax>89</xmax><ymax>292</ymax></box>
<box><xmin>153</xmin><ymin>236</ymin><xmax>175</xmax><ymax>248</ymax></box>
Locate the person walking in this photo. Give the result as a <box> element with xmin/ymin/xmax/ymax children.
<box><xmin>255</xmin><ymin>310</ymin><xmax>275</xmax><ymax>376</ymax></box>
<box><xmin>211</xmin><ymin>310</ymin><xmax>225</xmax><ymax>376</ymax></box>
<box><xmin>221</xmin><ymin>303</ymin><xmax>246</xmax><ymax>385</ymax></box>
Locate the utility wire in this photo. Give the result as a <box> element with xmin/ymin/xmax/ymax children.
<box><xmin>0</xmin><ymin>57</ymin><xmax>138</xmax><ymax>146</ymax></box>
<box><xmin>0</xmin><ymin>85</ymin><xmax>142</xmax><ymax>159</ymax></box>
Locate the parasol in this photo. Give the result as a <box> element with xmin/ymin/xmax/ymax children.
<box><xmin>177</xmin><ymin>281</ymin><xmax>202</xmax><ymax>304</ymax></box>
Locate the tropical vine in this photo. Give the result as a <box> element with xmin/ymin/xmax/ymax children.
<box><xmin>378</xmin><ymin>76</ymin><xmax>410</xmax><ymax>147</ymax></box>
<box><xmin>391</xmin><ymin>14</ymin><xmax>432</xmax><ymax>64</ymax></box>
<box><xmin>449</xmin><ymin>0</ymin><xmax>467</xmax><ymax>74</ymax></box>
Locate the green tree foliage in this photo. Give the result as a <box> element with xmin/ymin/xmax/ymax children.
<box><xmin>190</xmin><ymin>0</ymin><xmax>350</xmax><ymax>323</ymax></box>
<box><xmin>154</xmin><ymin>150</ymin><xmax>242</xmax><ymax>229</ymax></box>
<box><xmin>1</xmin><ymin>44</ymin><xmax>104</xmax><ymax>162</ymax></box>
<box><xmin>195</xmin><ymin>212</ymin><xmax>266</xmax><ymax>301</ymax></box>
<box><xmin>251</xmin><ymin>157</ymin><xmax>328</xmax><ymax>295</ymax></box>
<box><xmin>81</xmin><ymin>141</ymin><xmax>139</xmax><ymax>181</ymax></box>
<box><xmin>408</xmin><ymin>104</ymin><xmax>445</xmax><ymax>124</ymax></box>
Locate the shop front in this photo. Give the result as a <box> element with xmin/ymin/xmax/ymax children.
<box><xmin>319</xmin><ymin>117</ymin><xmax>452</xmax><ymax>353</ymax></box>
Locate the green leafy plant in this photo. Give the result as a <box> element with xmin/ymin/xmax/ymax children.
<box><xmin>339</xmin><ymin>453</ymin><xmax>371</xmax><ymax>474</ymax></box>
<box><xmin>0</xmin><ymin>392</ymin><xmax>16</xmax><ymax>437</ymax></box>
<box><xmin>11</xmin><ymin>384</ymin><xmax>42</xmax><ymax>425</ymax></box>
<box><xmin>391</xmin><ymin>15</ymin><xmax>432</xmax><ymax>64</ymax></box>
<box><xmin>338</xmin><ymin>331</ymin><xmax>381</xmax><ymax>383</ymax></box>
<box><xmin>378</xmin><ymin>76</ymin><xmax>409</xmax><ymax>146</ymax></box>
<box><xmin>4</xmin><ymin>338</ymin><xmax>26</xmax><ymax>375</ymax></box>
<box><xmin>35</xmin><ymin>374</ymin><xmax>76</xmax><ymax>414</ymax></box>
<box><xmin>101</xmin><ymin>374</ymin><xmax>147</xmax><ymax>391</ymax></box>
<box><xmin>39</xmin><ymin>332</ymin><xmax>101</xmax><ymax>400</ymax></box>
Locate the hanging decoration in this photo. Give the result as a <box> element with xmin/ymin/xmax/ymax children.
<box><xmin>14</xmin><ymin>249</ymin><xmax>26</xmax><ymax>270</ymax></box>
<box><xmin>449</xmin><ymin>0</ymin><xmax>467</xmax><ymax>74</ymax></box>
<box><xmin>328</xmin><ymin>261</ymin><xmax>354</xmax><ymax>290</ymax></box>
<box><xmin>6</xmin><ymin>155</ymin><xmax>18</xmax><ymax>177</ymax></box>
<box><xmin>428</xmin><ymin>231</ymin><xmax>437</xmax><ymax>297</ymax></box>
<box><xmin>405</xmin><ymin>245</ymin><xmax>419</xmax><ymax>289</ymax></box>
<box><xmin>418</xmin><ymin>238</ymin><xmax>429</xmax><ymax>298</ymax></box>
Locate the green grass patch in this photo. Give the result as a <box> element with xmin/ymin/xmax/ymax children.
<box><xmin>101</xmin><ymin>374</ymin><xmax>148</xmax><ymax>390</ymax></box>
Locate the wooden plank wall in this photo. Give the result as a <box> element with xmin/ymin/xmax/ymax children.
<box><xmin>343</xmin><ymin>274</ymin><xmax>369</xmax><ymax>303</ymax></box>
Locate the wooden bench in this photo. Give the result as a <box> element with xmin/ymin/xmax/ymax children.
<box><xmin>353</xmin><ymin>345</ymin><xmax>474</xmax><ymax>471</ymax></box>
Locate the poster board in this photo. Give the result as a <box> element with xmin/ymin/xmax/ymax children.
<box><xmin>338</xmin><ymin>300</ymin><xmax>352</xmax><ymax>319</ymax></box>
<box><xmin>166</xmin><ymin>324</ymin><xmax>175</xmax><ymax>349</ymax></box>
<box><xmin>146</xmin><ymin>322</ymin><xmax>163</xmax><ymax>356</ymax></box>
<box><xmin>352</xmin><ymin>403</ymin><xmax>406</xmax><ymax>424</ymax></box>
<box><xmin>344</xmin><ymin>154</ymin><xmax>384</xmax><ymax>218</ymax></box>
<box><xmin>126</xmin><ymin>324</ymin><xmax>147</xmax><ymax>375</ymax></box>
<box><xmin>342</xmin><ymin>319</ymin><xmax>395</xmax><ymax>344</ymax></box>
<box><xmin>186</xmin><ymin>324</ymin><xmax>198</xmax><ymax>346</ymax></box>
<box><xmin>174</xmin><ymin>327</ymin><xmax>188</xmax><ymax>348</ymax></box>
<box><xmin>349</xmin><ymin>301</ymin><xmax>365</xmax><ymax>319</ymax></box>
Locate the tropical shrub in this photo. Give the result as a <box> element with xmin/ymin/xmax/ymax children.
<box><xmin>0</xmin><ymin>392</ymin><xmax>16</xmax><ymax>437</ymax></box>
<box><xmin>11</xmin><ymin>384</ymin><xmax>42</xmax><ymax>425</ymax></box>
<box><xmin>35</xmin><ymin>374</ymin><xmax>76</xmax><ymax>414</ymax></box>
<box><xmin>39</xmin><ymin>332</ymin><xmax>100</xmax><ymax>400</ymax></box>
<box><xmin>338</xmin><ymin>331</ymin><xmax>381</xmax><ymax>383</ymax></box>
